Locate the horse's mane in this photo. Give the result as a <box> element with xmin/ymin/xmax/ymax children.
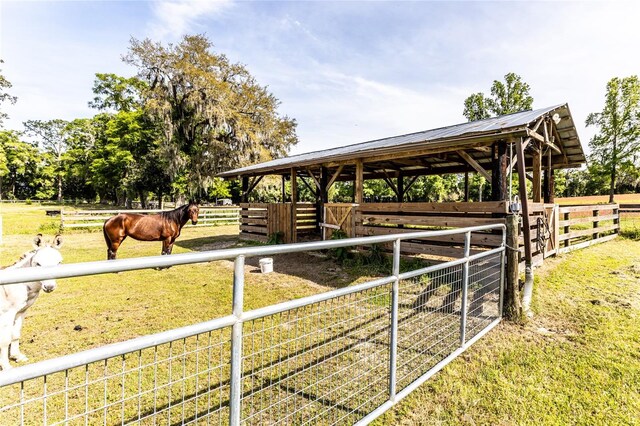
<box><xmin>160</xmin><ymin>204</ymin><xmax>190</xmax><ymax>224</ymax></box>
<box><xmin>1</xmin><ymin>250</ymin><xmax>36</xmax><ymax>270</ymax></box>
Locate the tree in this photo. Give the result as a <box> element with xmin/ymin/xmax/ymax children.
<box><xmin>0</xmin><ymin>59</ymin><xmax>17</xmax><ymax>128</ymax></box>
<box><xmin>463</xmin><ymin>72</ymin><xmax>534</xmax><ymax>121</ymax></box>
<box><xmin>23</xmin><ymin>119</ymin><xmax>69</xmax><ymax>202</ymax></box>
<box><xmin>0</xmin><ymin>130</ymin><xmax>49</xmax><ymax>200</ymax></box>
<box><xmin>123</xmin><ymin>34</ymin><xmax>298</xmax><ymax>196</ymax></box>
<box><xmin>586</xmin><ymin>76</ymin><xmax>640</xmax><ymax>203</ymax></box>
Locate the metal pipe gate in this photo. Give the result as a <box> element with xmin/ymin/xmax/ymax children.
<box><xmin>0</xmin><ymin>224</ymin><xmax>505</xmax><ymax>425</ymax></box>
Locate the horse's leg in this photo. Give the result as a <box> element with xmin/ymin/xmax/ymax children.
<box><xmin>0</xmin><ymin>311</ymin><xmax>15</xmax><ymax>370</ymax></box>
<box><xmin>104</xmin><ymin>220</ymin><xmax>126</xmax><ymax>260</ymax></box>
<box><xmin>161</xmin><ymin>239</ymin><xmax>172</xmax><ymax>255</ymax></box>
<box><xmin>9</xmin><ymin>312</ymin><xmax>27</xmax><ymax>362</ymax></box>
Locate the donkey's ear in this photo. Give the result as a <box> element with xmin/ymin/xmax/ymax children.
<box><xmin>33</xmin><ymin>234</ymin><xmax>44</xmax><ymax>248</ymax></box>
<box><xmin>52</xmin><ymin>234</ymin><xmax>63</xmax><ymax>249</ymax></box>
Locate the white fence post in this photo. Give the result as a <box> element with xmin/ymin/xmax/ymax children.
<box><xmin>229</xmin><ymin>255</ymin><xmax>245</xmax><ymax>426</ymax></box>
<box><xmin>459</xmin><ymin>231</ymin><xmax>471</xmax><ymax>347</ymax></box>
<box><xmin>389</xmin><ymin>238</ymin><xmax>401</xmax><ymax>401</ymax></box>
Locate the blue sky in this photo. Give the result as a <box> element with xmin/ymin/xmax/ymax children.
<box><xmin>1</xmin><ymin>1</ymin><xmax>639</xmax><ymax>156</ymax></box>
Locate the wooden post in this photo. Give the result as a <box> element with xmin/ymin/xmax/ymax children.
<box><xmin>241</xmin><ymin>176</ymin><xmax>249</xmax><ymax>203</ymax></box>
<box><xmin>515</xmin><ymin>138</ymin><xmax>532</xmax><ymax>264</ymax></box>
<box><xmin>355</xmin><ymin>159</ymin><xmax>364</xmax><ymax>204</ymax></box>
<box><xmin>492</xmin><ymin>141</ymin><xmax>508</xmax><ymax>201</ymax></box>
<box><xmin>290</xmin><ymin>168</ymin><xmax>297</xmax><ymax>243</ymax></box>
<box><xmin>593</xmin><ymin>209</ymin><xmax>599</xmax><ymax>241</ymax></box>
<box><xmin>397</xmin><ymin>172</ymin><xmax>404</xmax><ymax>202</ymax></box>
<box><xmin>281</xmin><ymin>175</ymin><xmax>287</xmax><ymax>203</ymax></box>
<box><xmin>563</xmin><ymin>211</ymin><xmax>570</xmax><ymax>248</ymax></box>
<box><xmin>316</xmin><ymin>166</ymin><xmax>328</xmax><ymax>232</ymax></box>
<box><xmin>505</xmin><ymin>214</ymin><xmax>523</xmax><ymax>320</ymax></box>
<box><xmin>543</xmin><ymin>151</ymin><xmax>554</xmax><ymax>203</ymax></box>
<box><xmin>532</xmin><ymin>145</ymin><xmax>542</xmax><ymax>203</ymax></box>
<box><xmin>464</xmin><ymin>170</ymin><xmax>470</xmax><ymax>202</ymax></box>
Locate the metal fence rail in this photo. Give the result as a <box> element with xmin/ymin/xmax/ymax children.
<box><xmin>0</xmin><ymin>225</ymin><xmax>505</xmax><ymax>425</ymax></box>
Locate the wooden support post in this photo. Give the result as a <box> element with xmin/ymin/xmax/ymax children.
<box><xmin>355</xmin><ymin>159</ymin><xmax>364</xmax><ymax>204</ymax></box>
<box><xmin>593</xmin><ymin>209</ymin><xmax>599</xmax><ymax>241</ymax></box>
<box><xmin>563</xmin><ymin>211</ymin><xmax>570</xmax><ymax>248</ymax></box>
<box><xmin>544</xmin><ymin>150</ymin><xmax>555</xmax><ymax>203</ymax></box>
<box><xmin>317</xmin><ymin>166</ymin><xmax>328</xmax><ymax>232</ymax></box>
<box><xmin>464</xmin><ymin>170</ymin><xmax>469</xmax><ymax>202</ymax></box>
<box><xmin>241</xmin><ymin>176</ymin><xmax>249</xmax><ymax>203</ymax></box>
<box><xmin>532</xmin><ymin>145</ymin><xmax>542</xmax><ymax>203</ymax></box>
<box><xmin>397</xmin><ymin>172</ymin><xmax>404</xmax><ymax>202</ymax></box>
<box><xmin>491</xmin><ymin>142</ymin><xmax>508</xmax><ymax>201</ymax></box>
<box><xmin>515</xmin><ymin>138</ymin><xmax>533</xmax><ymax>264</ymax></box>
<box><xmin>505</xmin><ymin>214</ymin><xmax>523</xmax><ymax>321</ymax></box>
<box><xmin>290</xmin><ymin>168</ymin><xmax>297</xmax><ymax>243</ymax></box>
<box><xmin>281</xmin><ymin>175</ymin><xmax>287</xmax><ymax>203</ymax></box>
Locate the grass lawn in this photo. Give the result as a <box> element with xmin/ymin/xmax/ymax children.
<box><xmin>555</xmin><ymin>193</ymin><xmax>640</xmax><ymax>205</ymax></box>
<box><xmin>1</xmin><ymin>202</ymin><xmax>639</xmax><ymax>424</ymax></box>
<box><xmin>377</xmin><ymin>227</ymin><xmax>640</xmax><ymax>424</ymax></box>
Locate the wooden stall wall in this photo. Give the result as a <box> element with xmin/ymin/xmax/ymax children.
<box><xmin>353</xmin><ymin>202</ymin><xmax>508</xmax><ymax>259</ymax></box>
<box><xmin>240</xmin><ymin>203</ymin><xmax>318</xmax><ymax>243</ymax></box>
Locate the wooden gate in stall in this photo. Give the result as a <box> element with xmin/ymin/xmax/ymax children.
<box><xmin>322</xmin><ymin>204</ymin><xmax>357</xmax><ymax>239</ymax></box>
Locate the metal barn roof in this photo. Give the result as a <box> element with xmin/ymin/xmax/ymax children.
<box><xmin>219</xmin><ymin>103</ymin><xmax>585</xmax><ymax>178</ymax></box>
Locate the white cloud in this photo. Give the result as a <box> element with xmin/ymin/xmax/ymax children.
<box><xmin>148</xmin><ymin>0</ymin><xmax>232</xmax><ymax>40</ymax></box>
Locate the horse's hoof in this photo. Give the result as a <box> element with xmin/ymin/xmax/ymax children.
<box><xmin>10</xmin><ymin>354</ymin><xmax>28</xmax><ymax>363</ymax></box>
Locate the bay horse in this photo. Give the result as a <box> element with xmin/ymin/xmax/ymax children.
<box><xmin>102</xmin><ymin>202</ymin><xmax>200</xmax><ymax>260</ymax></box>
<box><xmin>0</xmin><ymin>234</ymin><xmax>63</xmax><ymax>370</ymax></box>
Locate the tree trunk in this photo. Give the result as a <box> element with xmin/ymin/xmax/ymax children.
<box><xmin>158</xmin><ymin>191</ymin><xmax>163</xmax><ymax>209</ymax></box>
<box><xmin>57</xmin><ymin>174</ymin><xmax>63</xmax><ymax>203</ymax></box>
<box><xmin>609</xmin><ymin>136</ymin><xmax>617</xmax><ymax>203</ymax></box>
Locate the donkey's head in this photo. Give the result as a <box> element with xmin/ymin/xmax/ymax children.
<box><xmin>31</xmin><ymin>234</ymin><xmax>63</xmax><ymax>293</ymax></box>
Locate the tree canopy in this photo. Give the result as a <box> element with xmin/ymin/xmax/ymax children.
<box><xmin>0</xmin><ymin>59</ymin><xmax>18</xmax><ymax>128</ymax></box>
<box><xmin>123</xmin><ymin>34</ymin><xmax>298</xmax><ymax>196</ymax></box>
<box><xmin>586</xmin><ymin>75</ymin><xmax>640</xmax><ymax>202</ymax></box>
<box><xmin>463</xmin><ymin>72</ymin><xmax>534</xmax><ymax>121</ymax></box>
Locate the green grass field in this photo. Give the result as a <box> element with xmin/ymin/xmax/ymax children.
<box><xmin>1</xmin><ymin>202</ymin><xmax>639</xmax><ymax>424</ymax></box>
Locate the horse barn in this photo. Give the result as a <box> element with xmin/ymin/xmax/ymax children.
<box><xmin>219</xmin><ymin>104</ymin><xmax>619</xmax><ymax>267</ymax></box>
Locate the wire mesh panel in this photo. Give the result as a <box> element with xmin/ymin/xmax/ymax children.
<box><xmin>240</xmin><ymin>285</ymin><xmax>392</xmax><ymax>425</ymax></box>
<box><xmin>465</xmin><ymin>252</ymin><xmax>502</xmax><ymax>341</ymax></box>
<box><xmin>0</xmin><ymin>224</ymin><xmax>505</xmax><ymax>426</ymax></box>
<box><xmin>0</xmin><ymin>328</ymin><xmax>232</xmax><ymax>425</ymax></box>
<box><xmin>395</xmin><ymin>263</ymin><xmax>465</xmax><ymax>391</ymax></box>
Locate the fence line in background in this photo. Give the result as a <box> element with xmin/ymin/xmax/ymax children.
<box><xmin>60</xmin><ymin>206</ymin><xmax>240</xmax><ymax>229</ymax></box>
<box><xmin>0</xmin><ymin>225</ymin><xmax>505</xmax><ymax>425</ymax></box>
<box><xmin>558</xmin><ymin>203</ymin><xmax>619</xmax><ymax>254</ymax></box>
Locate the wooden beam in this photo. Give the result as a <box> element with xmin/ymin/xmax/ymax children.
<box><xmin>281</xmin><ymin>175</ymin><xmax>286</xmax><ymax>203</ymax></box>
<box><xmin>245</xmin><ymin>175</ymin><xmax>263</xmax><ymax>196</ymax></box>
<box><xmin>397</xmin><ymin>172</ymin><xmax>405</xmax><ymax>202</ymax></box>
<box><xmin>299</xmin><ymin>176</ymin><xmax>317</xmax><ymax>197</ymax></box>
<box><xmin>491</xmin><ymin>142</ymin><xmax>508</xmax><ymax>201</ymax></box>
<box><xmin>381</xmin><ymin>169</ymin><xmax>399</xmax><ymax>197</ymax></box>
<box><xmin>241</xmin><ymin>176</ymin><xmax>249</xmax><ymax>203</ymax></box>
<box><xmin>457</xmin><ymin>150</ymin><xmax>491</xmax><ymax>180</ymax></box>
<box><xmin>320</xmin><ymin>166</ymin><xmax>329</xmax><ymax>203</ymax></box>
<box><xmin>290</xmin><ymin>168</ymin><xmax>298</xmax><ymax>243</ymax></box>
<box><xmin>305</xmin><ymin>167</ymin><xmax>322</xmax><ymax>191</ymax></box>
<box><xmin>355</xmin><ymin>159</ymin><xmax>363</xmax><ymax>203</ymax></box>
<box><xmin>509</xmin><ymin>137</ymin><xmax>532</xmax><ymax>171</ymax></box>
<box><xmin>464</xmin><ymin>170</ymin><xmax>469</xmax><ymax>202</ymax></box>
<box><xmin>327</xmin><ymin>165</ymin><xmax>344</xmax><ymax>189</ymax></box>
<box><xmin>404</xmin><ymin>175</ymin><xmax>419</xmax><ymax>194</ymax></box>
<box><xmin>532</xmin><ymin>144</ymin><xmax>542</xmax><ymax>202</ymax></box>
<box><xmin>515</xmin><ymin>137</ymin><xmax>533</xmax><ymax>264</ymax></box>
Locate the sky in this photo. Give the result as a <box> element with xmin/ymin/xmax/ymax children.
<box><xmin>1</xmin><ymin>0</ymin><xmax>639</xmax><ymax>157</ymax></box>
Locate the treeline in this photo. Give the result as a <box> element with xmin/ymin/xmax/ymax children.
<box><xmin>0</xmin><ymin>35</ymin><xmax>297</xmax><ymax>206</ymax></box>
<box><xmin>1</xmin><ymin>49</ymin><xmax>639</xmax><ymax>205</ymax></box>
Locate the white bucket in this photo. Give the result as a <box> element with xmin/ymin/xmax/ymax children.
<box><xmin>259</xmin><ymin>258</ymin><xmax>273</xmax><ymax>274</ymax></box>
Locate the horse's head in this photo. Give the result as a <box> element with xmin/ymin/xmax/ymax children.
<box><xmin>187</xmin><ymin>201</ymin><xmax>200</xmax><ymax>225</ymax></box>
<box><xmin>31</xmin><ymin>234</ymin><xmax>63</xmax><ymax>293</ymax></box>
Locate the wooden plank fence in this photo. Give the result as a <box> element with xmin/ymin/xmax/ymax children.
<box><xmin>239</xmin><ymin>203</ymin><xmax>317</xmax><ymax>243</ymax></box>
<box><xmin>61</xmin><ymin>207</ymin><xmax>240</xmax><ymax>229</ymax></box>
<box><xmin>557</xmin><ymin>204</ymin><xmax>619</xmax><ymax>254</ymax></box>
